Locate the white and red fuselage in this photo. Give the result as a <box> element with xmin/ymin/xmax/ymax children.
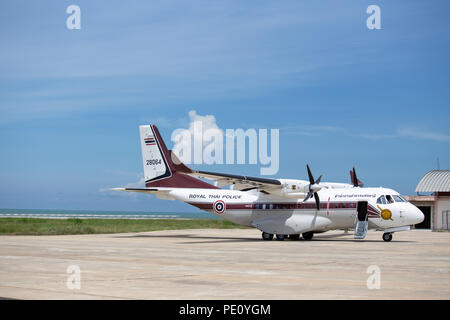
<box><xmin>115</xmin><ymin>124</ymin><xmax>424</xmax><ymax>241</ymax></box>
<box><xmin>149</xmin><ymin>186</ymin><xmax>424</xmax><ymax>235</ymax></box>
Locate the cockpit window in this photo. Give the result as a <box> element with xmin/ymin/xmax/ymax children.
<box><xmin>393</xmin><ymin>195</ymin><xmax>406</xmax><ymax>202</ymax></box>
<box><xmin>376</xmin><ymin>196</ymin><xmax>387</xmax><ymax>204</ymax></box>
<box><xmin>386</xmin><ymin>195</ymin><xmax>394</xmax><ymax>204</ymax></box>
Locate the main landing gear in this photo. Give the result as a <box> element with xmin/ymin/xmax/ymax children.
<box><xmin>261</xmin><ymin>232</ymin><xmax>313</xmax><ymax>241</ymax></box>
<box><xmin>261</xmin><ymin>232</ymin><xmax>291</xmax><ymax>241</ymax></box>
<box><xmin>382</xmin><ymin>232</ymin><xmax>393</xmax><ymax>242</ymax></box>
<box><xmin>262</xmin><ymin>232</ymin><xmax>274</xmax><ymax>241</ymax></box>
<box><xmin>302</xmin><ymin>232</ymin><xmax>314</xmax><ymax>241</ymax></box>
<box><xmin>276</xmin><ymin>234</ymin><xmax>287</xmax><ymax>241</ymax></box>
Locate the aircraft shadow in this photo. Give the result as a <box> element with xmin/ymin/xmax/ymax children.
<box><xmin>115</xmin><ymin>233</ymin><xmax>414</xmax><ymax>244</ymax></box>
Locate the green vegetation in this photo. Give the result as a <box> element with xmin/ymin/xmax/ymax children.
<box><xmin>0</xmin><ymin>218</ymin><xmax>248</xmax><ymax>235</ymax></box>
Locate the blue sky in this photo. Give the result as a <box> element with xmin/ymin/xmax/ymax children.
<box><xmin>0</xmin><ymin>0</ymin><xmax>449</xmax><ymax>212</ymax></box>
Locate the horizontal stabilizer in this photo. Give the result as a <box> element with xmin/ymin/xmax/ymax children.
<box><xmin>112</xmin><ymin>187</ymin><xmax>175</xmax><ymax>200</ymax></box>
<box><xmin>111</xmin><ymin>187</ymin><xmax>161</xmax><ymax>193</ymax></box>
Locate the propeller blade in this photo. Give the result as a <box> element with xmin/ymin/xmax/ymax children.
<box><xmin>352</xmin><ymin>167</ymin><xmax>359</xmax><ymax>187</ymax></box>
<box><xmin>306</xmin><ymin>164</ymin><xmax>314</xmax><ymax>185</ymax></box>
<box><xmin>315</xmin><ymin>174</ymin><xmax>323</xmax><ymax>185</ymax></box>
<box><xmin>303</xmin><ymin>191</ymin><xmax>313</xmax><ymax>202</ymax></box>
<box><xmin>305</xmin><ymin>164</ymin><xmax>321</xmax><ymax>210</ymax></box>
<box><xmin>314</xmin><ymin>192</ymin><xmax>320</xmax><ymax>211</ymax></box>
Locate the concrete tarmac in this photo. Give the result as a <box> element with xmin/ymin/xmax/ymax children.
<box><xmin>0</xmin><ymin>229</ymin><xmax>449</xmax><ymax>299</ymax></box>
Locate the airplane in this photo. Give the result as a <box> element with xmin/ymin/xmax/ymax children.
<box><xmin>113</xmin><ymin>124</ymin><xmax>425</xmax><ymax>242</ymax></box>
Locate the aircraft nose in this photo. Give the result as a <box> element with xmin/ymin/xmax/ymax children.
<box><xmin>412</xmin><ymin>206</ymin><xmax>425</xmax><ymax>225</ymax></box>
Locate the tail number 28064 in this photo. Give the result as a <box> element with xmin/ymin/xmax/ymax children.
<box><xmin>146</xmin><ymin>159</ymin><xmax>162</xmax><ymax>166</ymax></box>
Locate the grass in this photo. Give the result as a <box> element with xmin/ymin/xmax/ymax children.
<box><xmin>0</xmin><ymin>218</ymin><xmax>248</xmax><ymax>235</ymax></box>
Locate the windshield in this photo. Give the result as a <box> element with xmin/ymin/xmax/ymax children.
<box><xmin>377</xmin><ymin>195</ymin><xmax>408</xmax><ymax>204</ymax></box>
<box><xmin>392</xmin><ymin>195</ymin><xmax>407</xmax><ymax>202</ymax></box>
<box><xmin>386</xmin><ymin>195</ymin><xmax>394</xmax><ymax>204</ymax></box>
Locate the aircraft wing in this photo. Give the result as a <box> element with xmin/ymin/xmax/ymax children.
<box><xmin>189</xmin><ymin>170</ymin><xmax>282</xmax><ymax>191</ymax></box>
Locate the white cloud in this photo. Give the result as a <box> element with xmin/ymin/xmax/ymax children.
<box><xmin>397</xmin><ymin>128</ymin><xmax>450</xmax><ymax>143</ymax></box>
<box><xmin>282</xmin><ymin>125</ymin><xmax>450</xmax><ymax>143</ymax></box>
<box><xmin>281</xmin><ymin>125</ymin><xmax>346</xmax><ymax>136</ymax></box>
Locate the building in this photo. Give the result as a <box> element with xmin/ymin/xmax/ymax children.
<box><xmin>405</xmin><ymin>170</ymin><xmax>450</xmax><ymax>230</ymax></box>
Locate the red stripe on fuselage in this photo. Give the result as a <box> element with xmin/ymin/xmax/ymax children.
<box><xmin>186</xmin><ymin>201</ymin><xmax>380</xmax><ymax>217</ymax></box>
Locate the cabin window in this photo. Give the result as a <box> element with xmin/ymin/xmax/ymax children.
<box><xmin>386</xmin><ymin>195</ymin><xmax>394</xmax><ymax>204</ymax></box>
<box><xmin>376</xmin><ymin>196</ymin><xmax>387</xmax><ymax>204</ymax></box>
<box><xmin>262</xmin><ymin>204</ymin><xmax>266</xmax><ymax>210</ymax></box>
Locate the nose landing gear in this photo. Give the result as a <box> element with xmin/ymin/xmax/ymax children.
<box><xmin>382</xmin><ymin>232</ymin><xmax>393</xmax><ymax>242</ymax></box>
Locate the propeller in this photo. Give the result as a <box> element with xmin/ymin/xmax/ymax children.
<box><xmin>350</xmin><ymin>167</ymin><xmax>362</xmax><ymax>187</ymax></box>
<box><xmin>304</xmin><ymin>164</ymin><xmax>322</xmax><ymax>210</ymax></box>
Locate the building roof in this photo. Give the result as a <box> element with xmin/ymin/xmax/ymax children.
<box><xmin>415</xmin><ymin>170</ymin><xmax>450</xmax><ymax>193</ymax></box>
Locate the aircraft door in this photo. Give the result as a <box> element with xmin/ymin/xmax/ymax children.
<box><xmin>355</xmin><ymin>201</ymin><xmax>369</xmax><ymax>239</ymax></box>
<box><xmin>357</xmin><ymin>201</ymin><xmax>368</xmax><ymax>221</ymax></box>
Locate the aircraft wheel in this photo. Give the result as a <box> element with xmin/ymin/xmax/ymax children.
<box><xmin>289</xmin><ymin>234</ymin><xmax>300</xmax><ymax>241</ymax></box>
<box><xmin>262</xmin><ymin>232</ymin><xmax>274</xmax><ymax>241</ymax></box>
<box><xmin>276</xmin><ymin>234</ymin><xmax>286</xmax><ymax>241</ymax></box>
<box><xmin>382</xmin><ymin>232</ymin><xmax>393</xmax><ymax>242</ymax></box>
<box><xmin>302</xmin><ymin>232</ymin><xmax>314</xmax><ymax>241</ymax></box>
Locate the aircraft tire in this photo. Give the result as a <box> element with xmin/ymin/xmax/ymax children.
<box><xmin>275</xmin><ymin>234</ymin><xmax>286</xmax><ymax>241</ymax></box>
<box><xmin>382</xmin><ymin>232</ymin><xmax>393</xmax><ymax>242</ymax></box>
<box><xmin>302</xmin><ymin>232</ymin><xmax>314</xmax><ymax>241</ymax></box>
<box><xmin>262</xmin><ymin>232</ymin><xmax>274</xmax><ymax>241</ymax></box>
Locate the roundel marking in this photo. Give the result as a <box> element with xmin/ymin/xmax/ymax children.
<box><xmin>380</xmin><ymin>209</ymin><xmax>392</xmax><ymax>220</ymax></box>
<box><xmin>377</xmin><ymin>205</ymin><xmax>393</xmax><ymax>220</ymax></box>
<box><xmin>213</xmin><ymin>200</ymin><xmax>226</xmax><ymax>214</ymax></box>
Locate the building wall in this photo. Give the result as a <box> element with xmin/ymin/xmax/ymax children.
<box><xmin>436</xmin><ymin>197</ymin><xmax>450</xmax><ymax>229</ymax></box>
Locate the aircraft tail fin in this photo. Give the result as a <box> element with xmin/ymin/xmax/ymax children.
<box><xmin>139</xmin><ymin>125</ymin><xmax>217</xmax><ymax>189</ymax></box>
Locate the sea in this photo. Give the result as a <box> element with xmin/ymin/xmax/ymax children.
<box><xmin>0</xmin><ymin>208</ymin><xmax>219</xmax><ymax>220</ymax></box>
